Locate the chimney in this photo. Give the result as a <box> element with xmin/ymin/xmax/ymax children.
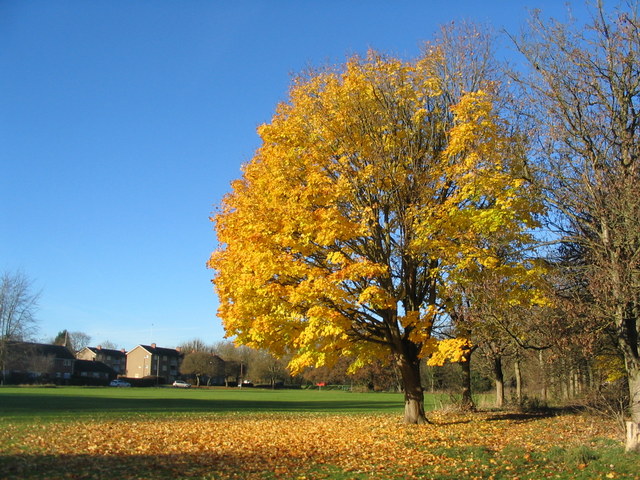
<box><xmin>121</xmin><ymin>348</ymin><xmax>126</xmax><ymax>354</ymax></box>
<box><xmin>97</xmin><ymin>345</ymin><xmax>102</xmax><ymax>350</ymax></box>
<box><xmin>175</xmin><ymin>347</ymin><xmax>181</xmax><ymax>352</ymax></box>
<box><xmin>151</xmin><ymin>343</ymin><xmax>156</xmax><ymax>349</ymax></box>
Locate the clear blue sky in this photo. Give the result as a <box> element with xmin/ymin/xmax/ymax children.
<box><xmin>1</xmin><ymin>1</ymin><xmax>592</xmax><ymax>351</ymax></box>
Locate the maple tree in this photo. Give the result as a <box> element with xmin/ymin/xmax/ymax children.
<box><xmin>210</xmin><ymin>28</ymin><xmax>543</xmax><ymax>423</ymax></box>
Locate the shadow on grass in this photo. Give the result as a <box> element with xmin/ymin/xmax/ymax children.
<box><xmin>484</xmin><ymin>406</ymin><xmax>584</xmax><ymax>422</ymax></box>
<box><xmin>430</xmin><ymin>418</ymin><xmax>472</xmax><ymax>426</ymax></box>
<box><xmin>0</xmin><ymin>392</ymin><xmax>403</xmax><ymax>420</ymax></box>
<box><xmin>0</xmin><ymin>452</ymin><xmax>331</xmax><ymax>480</ymax></box>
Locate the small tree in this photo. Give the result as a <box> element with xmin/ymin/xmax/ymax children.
<box><xmin>213</xmin><ymin>341</ymin><xmax>253</xmax><ymax>384</ymax></box>
<box><xmin>180</xmin><ymin>352</ymin><xmax>224</xmax><ymax>386</ymax></box>
<box><xmin>0</xmin><ymin>271</ymin><xmax>40</xmax><ymax>383</ymax></box>
<box><xmin>248</xmin><ymin>349</ymin><xmax>288</xmax><ymax>387</ymax></box>
<box><xmin>222</xmin><ymin>360</ymin><xmax>241</xmax><ymax>387</ymax></box>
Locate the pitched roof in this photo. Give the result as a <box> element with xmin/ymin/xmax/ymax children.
<box><xmin>135</xmin><ymin>344</ymin><xmax>182</xmax><ymax>357</ymax></box>
<box><xmin>7</xmin><ymin>341</ymin><xmax>75</xmax><ymax>360</ymax></box>
<box><xmin>87</xmin><ymin>346</ymin><xmax>126</xmax><ymax>357</ymax></box>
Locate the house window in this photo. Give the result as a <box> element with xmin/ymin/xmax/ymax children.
<box><xmin>63</xmin><ymin>360</ymin><xmax>72</xmax><ymax>367</ymax></box>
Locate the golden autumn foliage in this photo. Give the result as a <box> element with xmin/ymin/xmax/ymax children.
<box><xmin>426</xmin><ymin>338</ymin><xmax>474</xmax><ymax>366</ymax></box>
<box><xmin>0</xmin><ymin>411</ymin><xmax>632</xmax><ymax>479</ymax></box>
<box><xmin>209</xmin><ymin>44</ymin><xmax>544</xmax><ymax>422</ymax></box>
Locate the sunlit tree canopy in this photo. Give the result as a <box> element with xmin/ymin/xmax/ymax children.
<box><xmin>209</xmin><ymin>46</ymin><xmax>544</xmax><ymax>423</ymax></box>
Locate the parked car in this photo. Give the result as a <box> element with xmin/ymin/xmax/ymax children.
<box><xmin>109</xmin><ymin>379</ymin><xmax>131</xmax><ymax>387</ymax></box>
<box><xmin>172</xmin><ymin>380</ymin><xmax>191</xmax><ymax>388</ymax></box>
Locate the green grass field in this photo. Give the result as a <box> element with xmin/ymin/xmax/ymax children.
<box><xmin>0</xmin><ymin>385</ymin><xmax>416</xmax><ymax>421</ymax></box>
<box><xmin>1</xmin><ymin>386</ymin><xmax>637</xmax><ymax>479</ymax></box>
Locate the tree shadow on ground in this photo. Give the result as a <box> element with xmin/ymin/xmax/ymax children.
<box><xmin>0</xmin><ymin>452</ymin><xmax>337</xmax><ymax>480</ymax></box>
<box><xmin>484</xmin><ymin>406</ymin><xmax>584</xmax><ymax>422</ymax></box>
<box><xmin>430</xmin><ymin>418</ymin><xmax>473</xmax><ymax>426</ymax></box>
<box><xmin>0</xmin><ymin>393</ymin><xmax>403</xmax><ymax>420</ymax></box>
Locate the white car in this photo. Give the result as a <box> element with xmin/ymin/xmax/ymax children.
<box><xmin>109</xmin><ymin>379</ymin><xmax>131</xmax><ymax>387</ymax></box>
<box><xmin>172</xmin><ymin>380</ymin><xmax>191</xmax><ymax>388</ymax></box>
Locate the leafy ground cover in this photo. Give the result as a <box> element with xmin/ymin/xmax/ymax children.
<box><xmin>0</xmin><ymin>387</ymin><xmax>637</xmax><ymax>479</ymax></box>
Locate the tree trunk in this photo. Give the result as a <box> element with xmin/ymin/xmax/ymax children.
<box><xmin>575</xmin><ymin>368</ymin><xmax>582</xmax><ymax>396</ymax></box>
<box><xmin>568</xmin><ymin>366</ymin><xmax>575</xmax><ymax>399</ymax></box>
<box><xmin>586</xmin><ymin>363</ymin><xmax>595</xmax><ymax>390</ymax></box>
<box><xmin>430</xmin><ymin>367</ymin><xmax>436</xmax><ymax>393</ymax></box>
<box><xmin>626</xmin><ymin>422</ymin><xmax>639</xmax><ymax>453</ymax></box>
<box><xmin>514</xmin><ymin>358</ymin><xmax>522</xmax><ymax>404</ymax></box>
<box><xmin>493</xmin><ymin>355</ymin><xmax>504</xmax><ymax>408</ymax></box>
<box><xmin>396</xmin><ymin>348</ymin><xmax>428</xmax><ymax>424</ymax></box>
<box><xmin>617</xmin><ymin>301</ymin><xmax>640</xmax><ymax>453</ymax></box>
<box><xmin>538</xmin><ymin>350</ymin><xmax>547</xmax><ymax>401</ymax></box>
<box><xmin>459</xmin><ymin>349</ymin><xmax>475</xmax><ymax>411</ymax></box>
<box><xmin>629</xmin><ymin>364</ymin><xmax>640</xmax><ymax>423</ymax></box>
<box><xmin>560</xmin><ymin>366</ymin><xmax>568</xmax><ymax>400</ymax></box>
<box><xmin>625</xmin><ymin>363</ymin><xmax>640</xmax><ymax>452</ymax></box>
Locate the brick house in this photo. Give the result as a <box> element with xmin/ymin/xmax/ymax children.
<box><xmin>73</xmin><ymin>359</ymin><xmax>116</xmax><ymax>385</ymax></box>
<box><xmin>126</xmin><ymin>343</ymin><xmax>183</xmax><ymax>383</ymax></box>
<box><xmin>76</xmin><ymin>345</ymin><xmax>127</xmax><ymax>376</ymax></box>
<box><xmin>2</xmin><ymin>342</ymin><xmax>75</xmax><ymax>384</ymax></box>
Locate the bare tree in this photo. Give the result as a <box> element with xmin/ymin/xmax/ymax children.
<box><xmin>98</xmin><ymin>340</ymin><xmax>119</xmax><ymax>350</ymax></box>
<box><xmin>71</xmin><ymin>332</ymin><xmax>91</xmax><ymax>353</ymax></box>
<box><xmin>178</xmin><ymin>338</ymin><xmax>212</xmax><ymax>354</ymax></box>
<box><xmin>512</xmin><ymin>1</ymin><xmax>640</xmax><ymax>451</ymax></box>
<box><xmin>0</xmin><ymin>271</ymin><xmax>40</xmax><ymax>383</ymax></box>
<box><xmin>52</xmin><ymin>330</ymin><xmax>91</xmax><ymax>353</ymax></box>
